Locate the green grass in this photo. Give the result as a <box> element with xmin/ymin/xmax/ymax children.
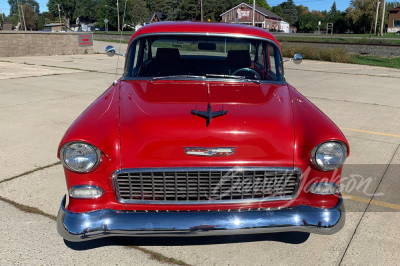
<box><xmin>353</xmin><ymin>55</ymin><xmax>400</xmax><ymax>68</ymax></box>
<box><xmin>277</xmin><ymin>36</ymin><xmax>400</xmax><ymax>46</ymax></box>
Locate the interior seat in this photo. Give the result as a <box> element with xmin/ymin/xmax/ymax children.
<box><xmin>227</xmin><ymin>50</ymin><xmax>251</xmax><ymax>72</ymax></box>
<box><xmin>155</xmin><ymin>48</ymin><xmax>181</xmax><ymax>76</ymax></box>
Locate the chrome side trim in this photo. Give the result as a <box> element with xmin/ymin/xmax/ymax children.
<box><xmin>57</xmin><ymin>195</ymin><xmax>345</xmax><ymax>242</ymax></box>
<box><xmin>111</xmin><ymin>167</ymin><xmax>303</xmax><ymax>205</ymax></box>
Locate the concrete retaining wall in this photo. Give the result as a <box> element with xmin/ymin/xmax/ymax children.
<box><xmin>93</xmin><ymin>33</ymin><xmax>132</xmax><ymax>42</ymax></box>
<box><xmin>0</xmin><ymin>31</ymin><xmax>94</xmax><ymax>57</ymax></box>
<box><xmin>281</xmin><ymin>41</ymin><xmax>400</xmax><ymax>57</ymax></box>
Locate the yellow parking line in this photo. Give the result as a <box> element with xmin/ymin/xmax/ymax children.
<box><xmin>342</xmin><ymin>193</ymin><xmax>400</xmax><ymax>211</ymax></box>
<box><xmin>341</xmin><ymin>127</ymin><xmax>400</xmax><ymax>138</ymax></box>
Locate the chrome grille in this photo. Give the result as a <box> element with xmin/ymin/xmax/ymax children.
<box><xmin>114</xmin><ymin>168</ymin><xmax>301</xmax><ymax>203</ymax></box>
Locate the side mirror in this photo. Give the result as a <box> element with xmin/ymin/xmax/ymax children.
<box><xmin>293</xmin><ymin>54</ymin><xmax>302</xmax><ymax>64</ymax></box>
<box><xmin>105</xmin><ymin>45</ymin><xmax>116</xmax><ymax>57</ymax></box>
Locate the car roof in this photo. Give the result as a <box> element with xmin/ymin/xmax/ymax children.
<box><xmin>130</xmin><ymin>21</ymin><xmax>279</xmax><ymax>44</ymax></box>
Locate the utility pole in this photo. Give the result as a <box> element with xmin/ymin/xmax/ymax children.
<box><xmin>252</xmin><ymin>0</ymin><xmax>255</xmax><ymax>26</ymax></box>
<box><xmin>380</xmin><ymin>0</ymin><xmax>386</xmax><ymax>36</ymax></box>
<box><xmin>374</xmin><ymin>1</ymin><xmax>380</xmax><ymax>35</ymax></box>
<box><xmin>201</xmin><ymin>0</ymin><xmax>203</xmax><ymax>21</ymax></box>
<box><xmin>117</xmin><ymin>0</ymin><xmax>120</xmax><ymax>32</ymax></box>
<box><xmin>17</xmin><ymin>4</ymin><xmax>22</xmax><ymax>30</ymax></box>
<box><xmin>57</xmin><ymin>4</ymin><xmax>62</xmax><ymax>29</ymax></box>
<box><xmin>20</xmin><ymin>4</ymin><xmax>27</xmax><ymax>31</ymax></box>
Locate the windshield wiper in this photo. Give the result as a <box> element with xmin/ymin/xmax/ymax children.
<box><xmin>151</xmin><ymin>75</ymin><xmax>205</xmax><ymax>81</ymax></box>
<box><xmin>205</xmin><ymin>74</ymin><xmax>260</xmax><ymax>84</ymax></box>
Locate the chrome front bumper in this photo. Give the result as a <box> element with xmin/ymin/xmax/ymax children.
<box><xmin>57</xmin><ymin>196</ymin><xmax>345</xmax><ymax>242</ymax></box>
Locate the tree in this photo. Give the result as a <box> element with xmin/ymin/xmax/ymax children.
<box><xmin>271</xmin><ymin>5</ymin><xmax>284</xmax><ymax>18</ymax></box>
<box><xmin>41</xmin><ymin>11</ymin><xmax>55</xmax><ymax>24</ymax></box>
<box><xmin>181</xmin><ymin>0</ymin><xmax>200</xmax><ymax>21</ymax></box>
<box><xmin>74</xmin><ymin>0</ymin><xmax>97</xmax><ymax>22</ymax></box>
<box><xmin>296</xmin><ymin>4</ymin><xmax>309</xmax><ymax>16</ymax></box>
<box><xmin>8</xmin><ymin>0</ymin><xmax>39</xmax><ymax>14</ymax></box>
<box><xmin>298</xmin><ymin>11</ymin><xmax>320</xmax><ymax>32</ymax></box>
<box><xmin>21</xmin><ymin>3</ymin><xmax>38</xmax><ymax>30</ymax></box>
<box><xmin>282</xmin><ymin>0</ymin><xmax>298</xmax><ymax>25</ymax></box>
<box><xmin>96</xmin><ymin>0</ymin><xmax>118</xmax><ymax>29</ymax></box>
<box><xmin>247</xmin><ymin>0</ymin><xmax>271</xmax><ymax>11</ymax></box>
<box><xmin>128</xmin><ymin>0</ymin><xmax>150</xmax><ymax>25</ymax></box>
<box><xmin>146</xmin><ymin>0</ymin><xmax>166</xmax><ymax>12</ymax></box>
<box><xmin>272</xmin><ymin>0</ymin><xmax>298</xmax><ymax>25</ymax></box>
<box><xmin>325</xmin><ymin>1</ymin><xmax>347</xmax><ymax>33</ymax></box>
<box><xmin>345</xmin><ymin>0</ymin><xmax>376</xmax><ymax>33</ymax></box>
<box><xmin>47</xmin><ymin>0</ymin><xmax>77</xmax><ymax>27</ymax></box>
<box><xmin>163</xmin><ymin>0</ymin><xmax>182</xmax><ymax>20</ymax></box>
<box><xmin>330</xmin><ymin>1</ymin><xmax>337</xmax><ymax>14</ymax></box>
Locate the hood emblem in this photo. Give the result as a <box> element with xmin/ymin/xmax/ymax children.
<box><xmin>191</xmin><ymin>103</ymin><xmax>227</xmax><ymax>127</ymax></box>
<box><xmin>184</xmin><ymin>147</ymin><xmax>236</xmax><ymax>156</ymax></box>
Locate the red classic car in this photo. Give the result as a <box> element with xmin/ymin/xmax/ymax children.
<box><xmin>57</xmin><ymin>22</ymin><xmax>349</xmax><ymax>242</ymax></box>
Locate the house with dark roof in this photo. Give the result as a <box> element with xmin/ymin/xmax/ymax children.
<box><xmin>145</xmin><ymin>12</ymin><xmax>166</xmax><ymax>24</ymax></box>
<box><xmin>220</xmin><ymin>3</ymin><xmax>286</xmax><ymax>31</ymax></box>
<box><xmin>388</xmin><ymin>4</ymin><xmax>400</xmax><ymax>33</ymax></box>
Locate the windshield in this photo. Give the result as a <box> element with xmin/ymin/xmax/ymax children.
<box><xmin>124</xmin><ymin>35</ymin><xmax>284</xmax><ymax>82</ymax></box>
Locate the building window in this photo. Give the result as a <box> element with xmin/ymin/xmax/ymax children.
<box><xmin>394</xmin><ymin>20</ymin><xmax>400</xmax><ymax>27</ymax></box>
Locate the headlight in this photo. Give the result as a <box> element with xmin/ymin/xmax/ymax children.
<box><xmin>312</xmin><ymin>141</ymin><xmax>347</xmax><ymax>171</ymax></box>
<box><xmin>60</xmin><ymin>142</ymin><xmax>101</xmax><ymax>173</ymax></box>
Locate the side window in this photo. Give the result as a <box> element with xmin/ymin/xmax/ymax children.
<box><xmin>255</xmin><ymin>43</ymin><xmax>264</xmax><ymax>66</ymax></box>
<box><xmin>249</xmin><ymin>44</ymin><xmax>256</xmax><ymax>61</ymax></box>
<box><xmin>133</xmin><ymin>41</ymin><xmax>140</xmax><ymax>68</ymax></box>
<box><xmin>267</xmin><ymin>43</ymin><xmax>276</xmax><ymax>75</ymax></box>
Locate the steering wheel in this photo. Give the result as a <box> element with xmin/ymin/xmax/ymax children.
<box><xmin>232</xmin><ymin>68</ymin><xmax>261</xmax><ymax>80</ymax></box>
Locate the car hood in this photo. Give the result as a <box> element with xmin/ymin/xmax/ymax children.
<box><xmin>119</xmin><ymin>80</ymin><xmax>294</xmax><ymax>168</ymax></box>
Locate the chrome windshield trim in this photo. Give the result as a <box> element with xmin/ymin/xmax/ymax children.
<box><xmin>121</xmin><ymin>76</ymin><xmax>285</xmax><ymax>85</ymax></box>
<box><xmin>111</xmin><ymin>167</ymin><xmax>303</xmax><ymax>205</ymax></box>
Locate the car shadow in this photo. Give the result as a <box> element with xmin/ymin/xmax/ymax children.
<box><xmin>64</xmin><ymin>232</ymin><xmax>310</xmax><ymax>250</ymax></box>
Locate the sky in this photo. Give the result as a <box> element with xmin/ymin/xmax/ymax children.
<box><xmin>1</xmin><ymin>0</ymin><xmax>351</xmax><ymax>17</ymax></box>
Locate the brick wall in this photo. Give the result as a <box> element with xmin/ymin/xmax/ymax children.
<box><xmin>0</xmin><ymin>31</ymin><xmax>94</xmax><ymax>57</ymax></box>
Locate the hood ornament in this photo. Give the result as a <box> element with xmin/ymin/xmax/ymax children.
<box><xmin>191</xmin><ymin>103</ymin><xmax>227</xmax><ymax>127</ymax></box>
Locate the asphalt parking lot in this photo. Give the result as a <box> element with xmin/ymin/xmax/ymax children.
<box><xmin>1</xmin><ymin>41</ymin><xmax>399</xmax><ymax>265</ymax></box>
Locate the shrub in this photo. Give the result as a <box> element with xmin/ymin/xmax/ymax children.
<box><xmin>280</xmin><ymin>43</ymin><xmax>354</xmax><ymax>63</ymax></box>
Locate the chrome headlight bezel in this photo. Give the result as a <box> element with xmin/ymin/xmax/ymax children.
<box><xmin>60</xmin><ymin>141</ymin><xmax>102</xmax><ymax>173</ymax></box>
<box><xmin>311</xmin><ymin>141</ymin><xmax>347</xmax><ymax>171</ymax></box>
